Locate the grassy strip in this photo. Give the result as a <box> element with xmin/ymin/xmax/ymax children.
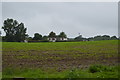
<box><xmin>2</xmin><ymin>64</ymin><xmax>119</xmax><ymax>78</ymax></box>
<box><xmin>0</xmin><ymin>72</ymin><xmax>2</xmax><ymax>79</ymax></box>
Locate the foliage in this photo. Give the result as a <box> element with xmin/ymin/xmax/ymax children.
<box><xmin>48</xmin><ymin>31</ymin><xmax>56</xmax><ymax>37</ymax></box>
<box><xmin>33</xmin><ymin>33</ymin><xmax>42</xmax><ymax>40</ymax></box>
<box><xmin>66</xmin><ymin>69</ymin><xmax>83</xmax><ymax>78</ymax></box>
<box><xmin>2</xmin><ymin>65</ymin><xmax>119</xmax><ymax>78</ymax></box>
<box><xmin>42</xmin><ymin>36</ymin><xmax>48</xmax><ymax>40</ymax></box>
<box><xmin>111</xmin><ymin>36</ymin><xmax>118</xmax><ymax>40</ymax></box>
<box><xmin>58</xmin><ymin>32</ymin><xmax>67</xmax><ymax>38</ymax></box>
<box><xmin>2</xmin><ymin>18</ymin><xmax>27</xmax><ymax>42</ymax></box>
<box><xmin>92</xmin><ymin>35</ymin><xmax>117</xmax><ymax>41</ymax></box>
<box><xmin>89</xmin><ymin>64</ymin><xmax>117</xmax><ymax>73</ymax></box>
<box><xmin>0</xmin><ymin>31</ymin><xmax>1</xmax><ymax>36</ymax></box>
<box><xmin>27</xmin><ymin>37</ymin><xmax>33</xmax><ymax>41</ymax></box>
<box><xmin>74</xmin><ymin>35</ymin><xmax>87</xmax><ymax>41</ymax></box>
<box><xmin>74</xmin><ymin>35</ymin><xmax>83</xmax><ymax>41</ymax></box>
<box><xmin>2</xmin><ymin>40</ymin><xmax>119</xmax><ymax>78</ymax></box>
<box><xmin>89</xmin><ymin>64</ymin><xmax>103</xmax><ymax>73</ymax></box>
<box><xmin>74</xmin><ymin>34</ymin><xmax>118</xmax><ymax>41</ymax></box>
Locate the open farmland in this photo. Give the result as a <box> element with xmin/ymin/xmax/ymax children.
<box><xmin>2</xmin><ymin>40</ymin><xmax>119</xmax><ymax>78</ymax></box>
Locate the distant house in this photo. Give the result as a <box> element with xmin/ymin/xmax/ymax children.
<box><xmin>48</xmin><ymin>37</ymin><xmax>68</xmax><ymax>42</ymax></box>
<box><xmin>48</xmin><ymin>31</ymin><xmax>68</xmax><ymax>42</ymax></box>
<box><xmin>24</xmin><ymin>40</ymin><xmax>28</xmax><ymax>43</ymax></box>
<box><xmin>48</xmin><ymin>37</ymin><xmax>56</xmax><ymax>42</ymax></box>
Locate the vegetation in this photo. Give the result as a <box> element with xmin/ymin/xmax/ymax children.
<box><xmin>1</xmin><ymin>18</ymin><xmax>119</xmax><ymax>79</ymax></box>
<box><xmin>2</xmin><ymin>65</ymin><xmax>119</xmax><ymax>78</ymax></box>
<box><xmin>1</xmin><ymin>18</ymin><xmax>118</xmax><ymax>42</ymax></box>
<box><xmin>58</xmin><ymin>32</ymin><xmax>67</xmax><ymax>38</ymax></box>
<box><xmin>48</xmin><ymin>31</ymin><xmax>56</xmax><ymax>37</ymax></box>
<box><xmin>74</xmin><ymin>34</ymin><xmax>84</xmax><ymax>41</ymax></box>
<box><xmin>2</xmin><ymin>18</ymin><xmax>27</xmax><ymax>42</ymax></box>
<box><xmin>32</xmin><ymin>33</ymin><xmax>42</xmax><ymax>40</ymax></box>
<box><xmin>74</xmin><ymin>35</ymin><xmax>118</xmax><ymax>41</ymax></box>
<box><xmin>2</xmin><ymin>40</ymin><xmax>119</xmax><ymax>78</ymax></box>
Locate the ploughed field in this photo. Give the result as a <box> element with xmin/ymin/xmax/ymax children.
<box><xmin>2</xmin><ymin>40</ymin><xmax>119</xmax><ymax>78</ymax></box>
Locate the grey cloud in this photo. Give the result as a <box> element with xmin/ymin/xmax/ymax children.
<box><xmin>2</xmin><ymin>2</ymin><xmax>118</xmax><ymax>38</ymax></box>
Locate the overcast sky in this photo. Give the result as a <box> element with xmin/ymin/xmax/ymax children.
<box><xmin>1</xmin><ymin>2</ymin><xmax>118</xmax><ymax>38</ymax></box>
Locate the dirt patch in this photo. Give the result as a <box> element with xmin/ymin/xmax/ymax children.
<box><xmin>2</xmin><ymin>49</ymin><xmax>118</xmax><ymax>71</ymax></box>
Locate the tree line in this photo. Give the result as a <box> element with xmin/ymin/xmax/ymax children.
<box><xmin>28</xmin><ymin>31</ymin><xmax>67</xmax><ymax>42</ymax></box>
<box><xmin>74</xmin><ymin>34</ymin><xmax>118</xmax><ymax>41</ymax></box>
<box><xmin>1</xmin><ymin>18</ymin><xmax>119</xmax><ymax>42</ymax></box>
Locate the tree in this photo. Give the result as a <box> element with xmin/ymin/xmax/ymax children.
<box><xmin>42</xmin><ymin>36</ymin><xmax>48</xmax><ymax>40</ymax></box>
<box><xmin>74</xmin><ymin>34</ymin><xmax>83</xmax><ymax>41</ymax></box>
<box><xmin>119</xmin><ymin>37</ymin><xmax>120</xmax><ymax>40</ymax></box>
<box><xmin>58</xmin><ymin>32</ymin><xmax>67</xmax><ymax>38</ymax></box>
<box><xmin>2</xmin><ymin>18</ymin><xmax>27</xmax><ymax>42</ymax></box>
<box><xmin>0</xmin><ymin>31</ymin><xmax>1</xmax><ymax>42</ymax></box>
<box><xmin>48</xmin><ymin>31</ymin><xmax>56</xmax><ymax>37</ymax></box>
<box><xmin>102</xmin><ymin>35</ymin><xmax>110</xmax><ymax>40</ymax></box>
<box><xmin>88</xmin><ymin>37</ymin><xmax>94</xmax><ymax>41</ymax></box>
<box><xmin>27</xmin><ymin>37</ymin><xmax>33</xmax><ymax>41</ymax></box>
<box><xmin>33</xmin><ymin>33</ymin><xmax>42</xmax><ymax>40</ymax></box>
<box><xmin>0</xmin><ymin>31</ymin><xmax>1</xmax><ymax>36</ymax></box>
<box><xmin>15</xmin><ymin>23</ymin><xmax>27</xmax><ymax>42</ymax></box>
<box><xmin>111</xmin><ymin>36</ymin><xmax>118</xmax><ymax>40</ymax></box>
<box><xmin>93</xmin><ymin>35</ymin><xmax>102</xmax><ymax>41</ymax></box>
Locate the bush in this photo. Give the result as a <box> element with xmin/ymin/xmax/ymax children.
<box><xmin>3</xmin><ymin>68</ymin><xmax>15</xmax><ymax>75</ymax></box>
<box><xmin>89</xmin><ymin>64</ymin><xmax>116</xmax><ymax>73</ymax></box>
<box><xmin>28</xmin><ymin>40</ymin><xmax>49</xmax><ymax>42</ymax></box>
<box><xmin>66</xmin><ymin>69</ymin><xmax>80</xmax><ymax>78</ymax></box>
<box><xmin>89</xmin><ymin>64</ymin><xmax>103</xmax><ymax>73</ymax></box>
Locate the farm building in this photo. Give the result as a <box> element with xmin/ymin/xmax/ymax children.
<box><xmin>48</xmin><ymin>31</ymin><xmax>68</xmax><ymax>42</ymax></box>
<box><xmin>48</xmin><ymin>37</ymin><xmax>68</xmax><ymax>42</ymax></box>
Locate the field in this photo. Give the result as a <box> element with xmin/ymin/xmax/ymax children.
<box><xmin>2</xmin><ymin>40</ymin><xmax>119</xmax><ymax>78</ymax></box>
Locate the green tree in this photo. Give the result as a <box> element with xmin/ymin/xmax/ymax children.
<box><xmin>2</xmin><ymin>18</ymin><xmax>27</xmax><ymax>42</ymax></box>
<box><xmin>42</xmin><ymin>36</ymin><xmax>48</xmax><ymax>40</ymax></box>
<box><xmin>27</xmin><ymin>37</ymin><xmax>33</xmax><ymax>41</ymax></box>
<box><xmin>48</xmin><ymin>31</ymin><xmax>56</xmax><ymax>37</ymax></box>
<box><xmin>58</xmin><ymin>32</ymin><xmax>67</xmax><ymax>38</ymax></box>
<box><xmin>111</xmin><ymin>36</ymin><xmax>118</xmax><ymax>40</ymax></box>
<box><xmin>15</xmin><ymin>23</ymin><xmax>27</xmax><ymax>42</ymax></box>
<box><xmin>93</xmin><ymin>35</ymin><xmax>102</xmax><ymax>41</ymax></box>
<box><xmin>74</xmin><ymin>34</ymin><xmax>83</xmax><ymax>41</ymax></box>
<box><xmin>33</xmin><ymin>33</ymin><xmax>42</xmax><ymax>40</ymax></box>
<box><xmin>102</xmin><ymin>35</ymin><xmax>110</xmax><ymax>40</ymax></box>
<box><xmin>0</xmin><ymin>31</ymin><xmax>1</xmax><ymax>42</ymax></box>
<box><xmin>0</xmin><ymin>31</ymin><xmax>1</xmax><ymax>36</ymax></box>
<box><xmin>87</xmin><ymin>37</ymin><xmax>94</xmax><ymax>41</ymax></box>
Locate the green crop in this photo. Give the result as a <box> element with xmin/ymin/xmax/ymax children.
<box><xmin>2</xmin><ymin>40</ymin><xmax>119</xmax><ymax>78</ymax></box>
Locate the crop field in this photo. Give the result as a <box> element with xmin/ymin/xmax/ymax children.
<box><xmin>2</xmin><ymin>40</ymin><xmax>119</xmax><ymax>78</ymax></box>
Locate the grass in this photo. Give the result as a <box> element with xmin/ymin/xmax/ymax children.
<box><xmin>0</xmin><ymin>72</ymin><xmax>2</xmax><ymax>79</ymax></box>
<box><xmin>2</xmin><ymin>64</ymin><xmax>119</xmax><ymax>78</ymax></box>
<box><xmin>2</xmin><ymin>40</ymin><xmax>119</xmax><ymax>78</ymax></box>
